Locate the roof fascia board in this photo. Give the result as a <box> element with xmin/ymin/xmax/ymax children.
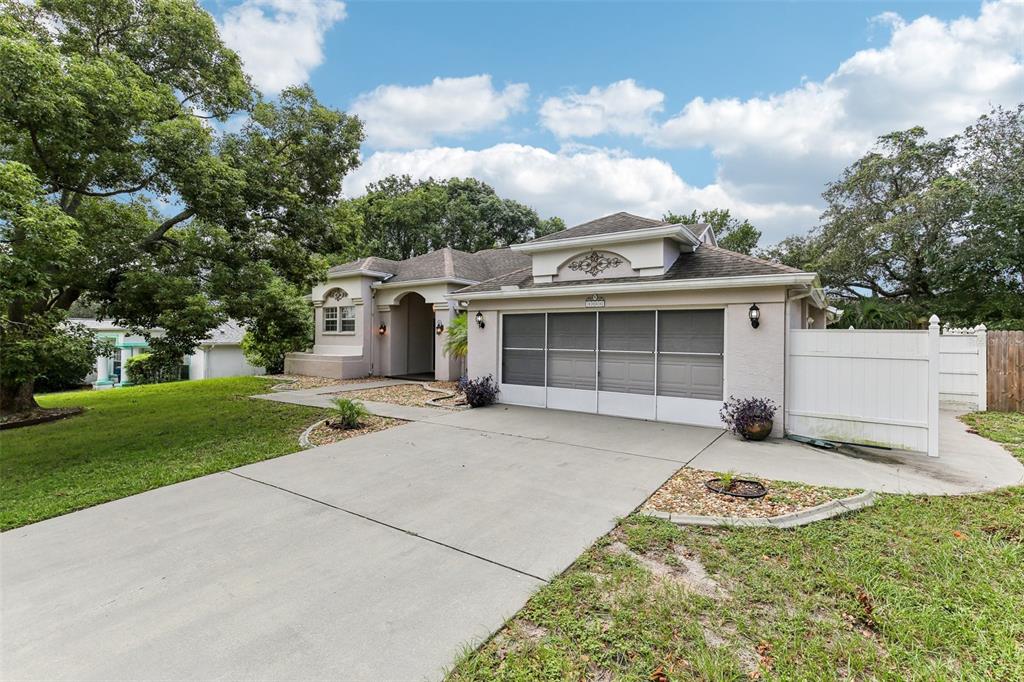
<box><xmin>374</xmin><ymin>277</ymin><xmax>478</xmax><ymax>290</ymax></box>
<box><xmin>326</xmin><ymin>269</ymin><xmax>394</xmax><ymax>280</ymax></box>
<box><xmin>451</xmin><ymin>272</ymin><xmax>818</xmax><ymax>301</ymax></box>
<box><xmin>514</xmin><ymin>225</ymin><xmax>700</xmax><ymax>253</ymax></box>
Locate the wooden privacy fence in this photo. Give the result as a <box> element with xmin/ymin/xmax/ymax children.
<box><xmin>987</xmin><ymin>330</ymin><xmax>1023</xmax><ymax>413</ymax></box>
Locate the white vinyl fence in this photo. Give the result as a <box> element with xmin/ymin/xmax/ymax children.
<box><xmin>787</xmin><ymin>316</ymin><xmax>940</xmax><ymax>456</ymax></box>
<box><xmin>787</xmin><ymin>316</ymin><xmax>988</xmax><ymax>457</ymax></box>
<box><xmin>939</xmin><ymin>325</ymin><xmax>988</xmax><ymax>410</ymax></box>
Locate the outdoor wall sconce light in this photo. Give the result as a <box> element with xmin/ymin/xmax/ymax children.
<box><xmin>749</xmin><ymin>303</ymin><xmax>761</xmax><ymax>329</ymax></box>
<box><xmin>475</xmin><ymin>311</ymin><xmax>485</xmax><ymax>329</ymax></box>
<box><xmin>378</xmin><ymin>323</ymin><xmax>387</xmax><ymax>336</ymax></box>
<box><xmin>435</xmin><ymin>320</ymin><xmax>445</xmax><ymax>335</ymax></box>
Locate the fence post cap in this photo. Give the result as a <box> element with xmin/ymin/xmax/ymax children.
<box><xmin>975</xmin><ymin>323</ymin><xmax>987</xmax><ymax>332</ymax></box>
<box><xmin>928</xmin><ymin>314</ymin><xmax>940</xmax><ymax>327</ymax></box>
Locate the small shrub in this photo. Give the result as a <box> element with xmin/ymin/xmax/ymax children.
<box><xmin>716</xmin><ymin>470</ymin><xmax>737</xmax><ymax>489</ymax></box>
<box><xmin>330</xmin><ymin>397</ymin><xmax>370</xmax><ymax>429</ymax></box>
<box><xmin>720</xmin><ymin>395</ymin><xmax>777</xmax><ymax>436</ymax></box>
<box><xmin>125</xmin><ymin>352</ymin><xmax>183</xmax><ymax>385</ymax></box>
<box><xmin>457</xmin><ymin>374</ymin><xmax>498</xmax><ymax>408</ymax></box>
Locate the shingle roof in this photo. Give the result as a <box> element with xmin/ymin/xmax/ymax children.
<box><xmin>68</xmin><ymin>318</ymin><xmax>249</xmax><ymax>345</ymax></box>
<box><xmin>453</xmin><ymin>245</ymin><xmax>808</xmax><ymax>295</ymax></box>
<box><xmin>327</xmin><ymin>247</ymin><xmax>531</xmax><ymax>284</ymax></box>
<box><xmin>201</xmin><ymin>320</ymin><xmax>247</xmax><ymax>345</ymax></box>
<box><xmin>327</xmin><ymin>256</ymin><xmax>401</xmax><ymax>277</ymax></box>
<box><xmin>526</xmin><ymin>211</ymin><xmax>704</xmax><ymax>244</ymax></box>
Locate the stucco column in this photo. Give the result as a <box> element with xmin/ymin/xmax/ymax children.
<box><xmin>95</xmin><ymin>352</ymin><xmax>110</xmax><ymax>386</ymax></box>
<box><xmin>433</xmin><ymin>304</ymin><xmax>461</xmax><ymax>381</ymax></box>
<box><xmin>119</xmin><ymin>346</ymin><xmax>131</xmax><ymax>385</ymax></box>
<box><xmin>375</xmin><ymin>306</ymin><xmax>393</xmax><ymax>376</ymax></box>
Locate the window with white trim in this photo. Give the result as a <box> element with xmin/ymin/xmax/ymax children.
<box><xmin>339</xmin><ymin>305</ymin><xmax>355</xmax><ymax>332</ymax></box>
<box><xmin>323</xmin><ymin>306</ymin><xmax>355</xmax><ymax>333</ymax></box>
<box><xmin>323</xmin><ymin>307</ymin><xmax>338</xmax><ymax>332</ymax></box>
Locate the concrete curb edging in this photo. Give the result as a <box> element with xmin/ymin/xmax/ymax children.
<box><xmin>641</xmin><ymin>491</ymin><xmax>875</xmax><ymax>529</ymax></box>
<box><xmin>298</xmin><ymin>418</ymin><xmax>330</xmax><ymax>449</ymax></box>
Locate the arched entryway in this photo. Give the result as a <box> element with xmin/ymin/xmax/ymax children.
<box><xmin>389</xmin><ymin>292</ymin><xmax>435</xmax><ymax>379</ymax></box>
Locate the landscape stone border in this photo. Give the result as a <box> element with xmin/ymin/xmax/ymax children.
<box><xmin>0</xmin><ymin>407</ymin><xmax>84</xmax><ymax>431</ymax></box>
<box><xmin>641</xmin><ymin>490</ymin><xmax>875</xmax><ymax>529</ymax></box>
<box><xmin>298</xmin><ymin>418</ymin><xmax>330</xmax><ymax>448</ymax></box>
<box><xmin>420</xmin><ymin>382</ymin><xmax>467</xmax><ymax>409</ymax></box>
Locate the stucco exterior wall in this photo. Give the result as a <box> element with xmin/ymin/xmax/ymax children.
<box><xmin>529</xmin><ymin>237</ymin><xmax>679</xmax><ymax>279</ymax></box>
<box><xmin>313</xmin><ymin>276</ymin><xmax>373</xmax><ymax>355</ymax></box>
<box><xmin>724</xmin><ymin>301</ymin><xmax>786</xmax><ymax>436</ymax></box>
<box><xmin>466</xmin><ymin>310</ymin><xmax>499</xmax><ymax>381</ymax></box>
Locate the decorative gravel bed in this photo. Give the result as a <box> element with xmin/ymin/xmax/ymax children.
<box><xmin>268</xmin><ymin>374</ymin><xmax>371</xmax><ymax>390</ymax></box>
<box><xmin>644</xmin><ymin>468</ymin><xmax>861</xmax><ymax>519</ymax></box>
<box><xmin>304</xmin><ymin>414</ymin><xmax>405</xmax><ymax>447</ymax></box>
<box><xmin>334</xmin><ymin>383</ymin><xmax>462</xmax><ymax>409</ymax></box>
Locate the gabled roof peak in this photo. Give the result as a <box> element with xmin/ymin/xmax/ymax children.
<box><xmin>525</xmin><ymin>211</ymin><xmax>701</xmax><ymax>246</ymax></box>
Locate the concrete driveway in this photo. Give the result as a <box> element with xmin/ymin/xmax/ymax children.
<box><xmin>1</xmin><ymin>407</ymin><xmax>721</xmax><ymax>681</ymax></box>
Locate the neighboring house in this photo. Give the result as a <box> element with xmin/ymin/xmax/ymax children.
<box><xmin>287</xmin><ymin>212</ymin><xmax>827</xmax><ymax>434</ymax></box>
<box><xmin>75</xmin><ymin>319</ymin><xmax>264</xmax><ymax>388</ymax></box>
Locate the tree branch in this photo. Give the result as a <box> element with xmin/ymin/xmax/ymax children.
<box><xmin>141</xmin><ymin>208</ymin><xmax>196</xmax><ymax>248</ymax></box>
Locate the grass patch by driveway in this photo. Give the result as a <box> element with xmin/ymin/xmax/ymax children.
<box><xmin>451</xmin><ymin>412</ymin><xmax>1024</xmax><ymax>681</ymax></box>
<box><xmin>961</xmin><ymin>411</ymin><xmax>1024</xmax><ymax>461</ymax></box>
<box><xmin>0</xmin><ymin>377</ymin><xmax>328</xmax><ymax>530</ymax></box>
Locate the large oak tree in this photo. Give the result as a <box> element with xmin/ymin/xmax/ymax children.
<box><xmin>765</xmin><ymin>107</ymin><xmax>1023</xmax><ymax>329</ymax></box>
<box><xmin>0</xmin><ymin>0</ymin><xmax>363</xmax><ymax>413</ymax></box>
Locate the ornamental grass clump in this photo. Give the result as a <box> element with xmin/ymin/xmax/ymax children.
<box><xmin>457</xmin><ymin>375</ymin><xmax>498</xmax><ymax>408</ymax></box>
<box><xmin>329</xmin><ymin>397</ymin><xmax>370</xmax><ymax>430</ymax></box>
<box><xmin>720</xmin><ymin>395</ymin><xmax>778</xmax><ymax>440</ymax></box>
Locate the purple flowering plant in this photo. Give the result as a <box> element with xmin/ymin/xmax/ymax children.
<box><xmin>720</xmin><ymin>395</ymin><xmax>778</xmax><ymax>437</ymax></box>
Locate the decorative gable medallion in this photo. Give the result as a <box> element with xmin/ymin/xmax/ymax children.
<box><xmin>567</xmin><ymin>251</ymin><xmax>624</xmax><ymax>277</ymax></box>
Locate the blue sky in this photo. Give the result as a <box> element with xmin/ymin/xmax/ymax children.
<box><xmin>205</xmin><ymin>1</ymin><xmax>1022</xmax><ymax>242</ymax></box>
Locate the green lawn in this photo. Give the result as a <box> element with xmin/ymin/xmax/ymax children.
<box><xmin>0</xmin><ymin>377</ymin><xmax>328</xmax><ymax>530</ymax></box>
<box><xmin>451</xmin><ymin>411</ymin><xmax>1024</xmax><ymax>681</ymax></box>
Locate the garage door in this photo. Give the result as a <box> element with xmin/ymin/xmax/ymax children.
<box><xmin>500</xmin><ymin>310</ymin><xmax>724</xmax><ymax>427</ymax></box>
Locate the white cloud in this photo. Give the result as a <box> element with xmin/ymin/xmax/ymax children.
<box><xmin>539</xmin><ymin>79</ymin><xmax>665</xmax><ymax>138</ymax></box>
<box><xmin>652</xmin><ymin>0</ymin><xmax>1024</xmax><ymax>204</ymax></box>
<box><xmin>345</xmin><ymin>144</ymin><xmax>820</xmax><ymax>236</ymax></box>
<box><xmin>218</xmin><ymin>0</ymin><xmax>346</xmax><ymax>94</ymax></box>
<box><xmin>351</xmin><ymin>75</ymin><xmax>529</xmax><ymax>149</ymax></box>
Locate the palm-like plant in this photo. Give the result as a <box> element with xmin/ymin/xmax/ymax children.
<box><xmin>444</xmin><ymin>312</ymin><xmax>468</xmax><ymax>359</ymax></box>
<box><xmin>330</xmin><ymin>397</ymin><xmax>370</xmax><ymax>429</ymax></box>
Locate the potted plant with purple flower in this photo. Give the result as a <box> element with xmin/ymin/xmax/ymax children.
<box><xmin>720</xmin><ymin>396</ymin><xmax>777</xmax><ymax>441</ymax></box>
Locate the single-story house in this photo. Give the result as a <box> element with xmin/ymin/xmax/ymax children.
<box><xmin>75</xmin><ymin>319</ymin><xmax>264</xmax><ymax>388</ymax></box>
<box><xmin>286</xmin><ymin>212</ymin><xmax>827</xmax><ymax>434</ymax></box>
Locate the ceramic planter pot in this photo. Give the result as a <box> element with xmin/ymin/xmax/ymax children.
<box><xmin>741</xmin><ymin>419</ymin><xmax>773</xmax><ymax>441</ymax></box>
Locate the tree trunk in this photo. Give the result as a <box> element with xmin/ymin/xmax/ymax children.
<box><xmin>0</xmin><ymin>379</ymin><xmax>39</xmax><ymax>416</ymax></box>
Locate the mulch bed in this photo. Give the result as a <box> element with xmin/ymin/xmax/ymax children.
<box><xmin>0</xmin><ymin>407</ymin><xmax>84</xmax><ymax>430</ymax></box>
<box><xmin>644</xmin><ymin>468</ymin><xmax>860</xmax><ymax>519</ymax></box>
<box><xmin>268</xmin><ymin>375</ymin><xmax>372</xmax><ymax>390</ymax></box>
<box><xmin>333</xmin><ymin>383</ymin><xmax>464</xmax><ymax>408</ymax></box>
<box><xmin>305</xmin><ymin>414</ymin><xmax>405</xmax><ymax>446</ymax></box>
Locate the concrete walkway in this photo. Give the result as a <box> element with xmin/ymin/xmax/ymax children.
<box><xmin>691</xmin><ymin>409</ymin><xmax>1024</xmax><ymax>494</ymax></box>
<box><xmin>256</xmin><ymin>379</ymin><xmax>455</xmax><ymax>421</ymax></box>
